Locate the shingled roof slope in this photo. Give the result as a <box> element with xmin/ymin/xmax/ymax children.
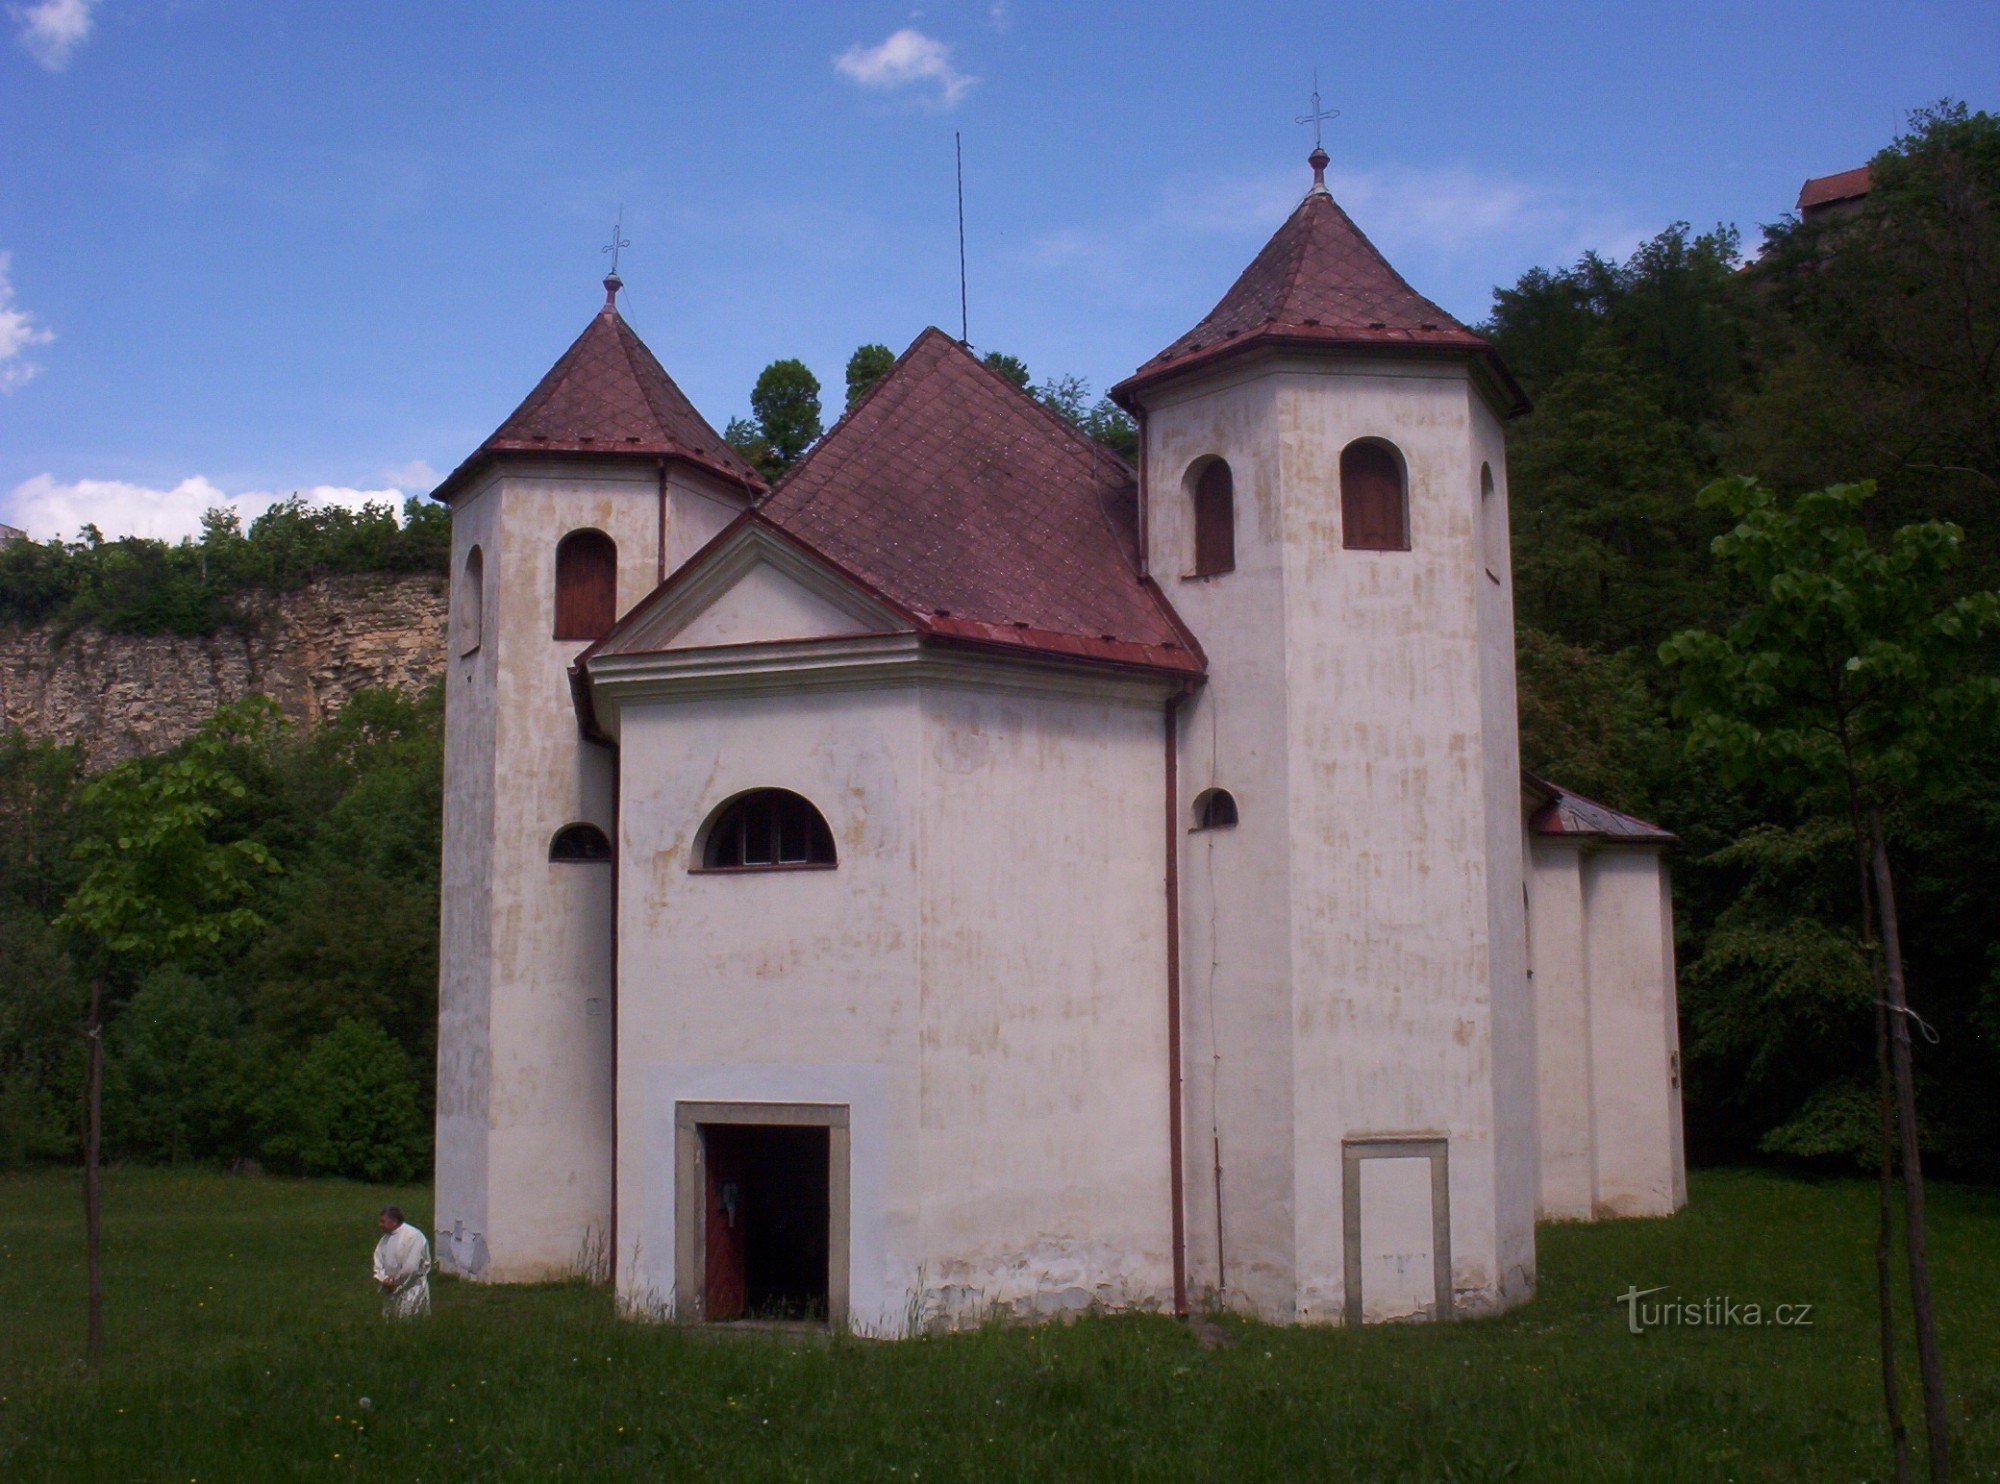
<box><xmin>755</xmin><ymin>327</ymin><xmax>1201</xmax><ymax>675</ymax></box>
<box><xmin>431</xmin><ymin>287</ymin><xmax>761</xmax><ymax>502</ymax></box>
<box><xmin>1113</xmin><ymin>158</ymin><xmax>1526</xmax><ymax>413</ymax></box>
<box><xmin>1523</xmin><ymin>770</ymin><xmax>1677</xmax><ymax>845</ymax></box>
<box><xmin>1798</xmin><ymin>165</ymin><xmax>1873</xmax><ymax>212</ymax></box>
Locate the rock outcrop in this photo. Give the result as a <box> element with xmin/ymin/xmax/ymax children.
<box><xmin>0</xmin><ymin>573</ymin><xmax>447</xmax><ymax>766</ymax></box>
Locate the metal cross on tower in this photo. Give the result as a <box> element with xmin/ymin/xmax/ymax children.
<box><xmin>1294</xmin><ymin>70</ymin><xmax>1339</xmax><ymax>149</ymax></box>
<box><xmin>601</xmin><ymin>209</ymin><xmax>631</xmax><ymax>277</ymax></box>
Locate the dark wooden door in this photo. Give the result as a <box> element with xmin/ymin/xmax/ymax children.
<box><xmin>704</xmin><ymin>1129</ymin><xmax>747</xmax><ymax>1321</ymax></box>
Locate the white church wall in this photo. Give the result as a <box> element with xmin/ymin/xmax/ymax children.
<box><xmin>438</xmin><ymin>461</ymin><xmax>659</xmax><ymax>1282</ymax></box>
<box><xmin>1137</xmin><ymin>354</ymin><xmax>1535</xmax><ymax>1323</ymax></box>
<box><xmin>1528</xmin><ymin>841</ymin><xmax>1595</xmax><ymax>1220</ymax></box>
<box><xmin>1142</xmin><ymin>369</ymin><xmax>1301</xmax><ymax>1321</ymax></box>
<box><xmin>913</xmin><ymin>680</ymin><xmax>1178</xmax><ymax>1325</ymax></box>
<box><xmin>1582</xmin><ymin>848</ymin><xmax>1686</xmax><ymax>1217</ymax></box>
<box><xmin>437</xmin><ymin>477</ymin><xmax>499</xmax><ymax>1277</ymax></box>
<box><xmin>1273</xmin><ymin>360</ymin><xmax>1530</xmax><ymax>1321</ymax></box>
<box><xmin>1526</xmin><ymin>837</ymin><xmax>1686</xmax><ymax>1221</ymax></box>
<box><xmin>1471</xmin><ymin>392</ymin><xmax>1538</xmax><ymax>1294</ymax></box>
<box><xmin>610</xmin><ymin>683</ymin><xmax>927</xmax><ymax>1331</ymax></box>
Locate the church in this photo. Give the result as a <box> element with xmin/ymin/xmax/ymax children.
<box><xmin>429</xmin><ymin>145</ymin><xmax>1685</xmax><ymax>1334</ymax></box>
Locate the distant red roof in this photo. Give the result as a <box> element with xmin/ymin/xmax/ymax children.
<box><xmin>605</xmin><ymin>328</ymin><xmax>1198</xmax><ymax>678</ymax></box>
<box><xmin>1113</xmin><ymin>172</ymin><xmax>1527</xmax><ymax>415</ymax></box>
<box><xmin>430</xmin><ymin>286</ymin><xmax>761</xmax><ymax>503</ymax></box>
<box><xmin>1798</xmin><ymin>166</ymin><xmax>1873</xmax><ymax>213</ymax></box>
<box><xmin>1523</xmin><ymin>771</ymin><xmax>1676</xmax><ymax>846</ymax></box>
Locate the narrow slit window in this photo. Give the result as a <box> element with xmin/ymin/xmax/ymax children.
<box><xmin>1191</xmin><ymin>459</ymin><xmax>1235</xmax><ymax>577</ymax></box>
<box><xmin>1480</xmin><ymin>462</ymin><xmax>1504</xmax><ymax>582</ymax></box>
<box><xmin>700</xmin><ymin>789</ymin><xmax>837</xmax><ymax>871</ymax></box>
<box><xmin>1192</xmin><ymin>787</ymin><xmax>1239</xmax><ymax>831</ymax></box>
<box><xmin>554</xmin><ymin>529</ymin><xmax>617</xmax><ymax>641</ymax></box>
<box><xmin>550</xmin><ymin>823</ymin><xmax>612</xmax><ymax>862</ymax></box>
<box><xmin>1341</xmin><ymin>440</ymin><xmax>1408</xmax><ymax>551</ymax></box>
<box><xmin>457</xmin><ymin>545</ymin><xmax>484</xmax><ymax>656</ymax></box>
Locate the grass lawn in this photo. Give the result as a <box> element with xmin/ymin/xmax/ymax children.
<box><xmin>0</xmin><ymin>1168</ymin><xmax>1995</xmax><ymax>1481</ymax></box>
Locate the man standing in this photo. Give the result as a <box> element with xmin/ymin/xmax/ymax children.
<box><xmin>372</xmin><ymin>1206</ymin><xmax>431</xmax><ymax>1319</ymax></box>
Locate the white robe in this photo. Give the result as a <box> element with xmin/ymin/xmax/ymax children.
<box><xmin>372</xmin><ymin>1222</ymin><xmax>432</xmax><ymax>1319</ymax></box>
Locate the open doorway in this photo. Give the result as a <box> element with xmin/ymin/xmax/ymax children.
<box><xmin>675</xmin><ymin>1102</ymin><xmax>850</xmax><ymax>1326</ymax></box>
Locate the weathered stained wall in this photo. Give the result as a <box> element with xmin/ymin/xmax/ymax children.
<box><xmin>606</xmin><ymin>651</ymin><xmax>1177</xmax><ymax>1335</ymax></box>
<box><xmin>438</xmin><ymin>456</ymin><xmax>748</xmax><ymax>1283</ymax></box>
<box><xmin>1527</xmin><ymin>837</ymin><xmax>1686</xmax><ymax>1220</ymax></box>
<box><xmin>0</xmin><ymin>572</ymin><xmax>446</xmax><ymax>764</ymax></box>
<box><xmin>1143</xmin><ymin>352</ymin><xmax>1534</xmax><ymax>1324</ymax></box>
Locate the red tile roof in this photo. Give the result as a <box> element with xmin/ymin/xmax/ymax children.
<box><xmin>717</xmin><ymin>328</ymin><xmax>1203</xmax><ymax>676</ymax></box>
<box><xmin>1797</xmin><ymin>165</ymin><xmax>1873</xmax><ymax>212</ymax></box>
<box><xmin>1523</xmin><ymin>771</ymin><xmax>1676</xmax><ymax>845</ymax></box>
<box><xmin>430</xmin><ymin>285</ymin><xmax>761</xmax><ymax>503</ymax></box>
<box><xmin>1113</xmin><ymin>170</ymin><xmax>1527</xmax><ymax>414</ymax></box>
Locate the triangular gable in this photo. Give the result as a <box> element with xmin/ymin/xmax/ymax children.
<box><xmin>589</xmin><ymin>520</ymin><xmax>911</xmax><ymax>659</ymax></box>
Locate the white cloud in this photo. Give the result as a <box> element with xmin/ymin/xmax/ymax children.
<box><xmin>834</xmin><ymin>28</ymin><xmax>975</xmax><ymax>108</ymax></box>
<box><xmin>12</xmin><ymin>0</ymin><xmax>97</xmax><ymax>71</ymax></box>
<box><xmin>1</xmin><ymin>475</ymin><xmax>407</xmax><ymax>545</ymax></box>
<box><xmin>0</xmin><ymin>252</ymin><xmax>55</xmax><ymax>393</ymax></box>
<box><xmin>382</xmin><ymin>458</ymin><xmax>442</xmax><ymax>492</ymax></box>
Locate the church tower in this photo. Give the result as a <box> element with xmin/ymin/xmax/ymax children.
<box><xmin>1112</xmin><ymin>146</ymin><xmax>1536</xmax><ymax>1322</ymax></box>
<box><xmin>429</xmin><ymin>274</ymin><xmax>762</xmax><ymax>1281</ymax></box>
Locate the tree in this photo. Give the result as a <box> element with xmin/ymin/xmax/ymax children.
<box><xmin>265</xmin><ymin>1019</ymin><xmax>426</xmax><ymax>1183</ymax></box>
<box><xmin>54</xmin><ymin>696</ymin><xmax>285</xmax><ymax>1364</ymax></box>
<box><xmin>1662</xmin><ymin>477</ymin><xmax>2000</xmax><ymax>1483</ymax></box>
<box><xmin>845</xmin><ymin>343</ymin><xmax>896</xmax><ymax>407</ymax></box>
<box><xmin>749</xmin><ymin>359</ymin><xmax>824</xmax><ymax>473</ymax></box>
<box><xmin>980</xmin><ymin>351</ymin><xmax>1030</xmax><ymax>390</ymax></box>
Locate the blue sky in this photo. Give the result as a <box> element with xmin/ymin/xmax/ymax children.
<box><xmin>2</xmin><ymin>0</ymin><xmax>1995</xmax><ymax>541</ymax></box>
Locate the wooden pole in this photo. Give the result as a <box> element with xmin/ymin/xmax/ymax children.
<box><xmin>1869</xmin><ymin>808</ymin><xmax>1950</xmax><ymax>1482</ymax></box>
<box><xmin>84</xmin><ymin>973</ymin><xmax>103</xmax><ymax>1367</ymax></box>
<box><xmin>1852</xmin><ymin>817</ymin><xmax>1912</xmax><ymax>1484</ymax></box>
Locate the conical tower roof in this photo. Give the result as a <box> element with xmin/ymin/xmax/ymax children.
<box><xmin>431</xmin><ymin>278</ymin><xmax>761</xmax><ymax>502</ymax></box>
<box><xmin>1112</xmin><ymin>153</ymin><xmax>1526</xmax><ymax>414</ymax></box>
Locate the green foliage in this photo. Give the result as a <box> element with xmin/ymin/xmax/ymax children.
<box><xmin>748</xmin><ymin>358</ymin><xmax>824</xmax><ymax>472</ymax></box>
<box><xmin>57</xmin><ymin>697</ymin><xmax>286</xmax><ymax>969</ymax></box>
<box><xmin>844</xmin><ymin>343</ymin><xmax>896</xmax><ymax>407</ymax></box>
<box><xmin>1659</xmin><ymin>478</ymin><xmax>2000</xmax><ymax>806</ymax></box>
<box><xmin>103</xmin><ymin>968</ymin><xmax>258</xmax><ymax>1164</ymax></box>
<box><xmin>980</xmin><ymin>350</ymin><xmax>1030</xmax><ymax>389</ymax></box>
<box><xmin>0</xmin><ymin>497</ymin><xmax>449</xmax><ymax>637</ymax></box>
<box><xmin>0</xmin><ymin>685</ymin><xmax>444</xmax><ymax>1173</ymax></box>
<box><xmin>264</xmin><ymin>1019</ymin><xmax>426</xmax><ymax>1183</ymax></box>
<box><xmin>1031</xmin><ymin>373</ymin><xmax>1138</xmax><ymax>460</ymax></box>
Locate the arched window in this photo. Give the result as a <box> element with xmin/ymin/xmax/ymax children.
<box><xmin>1192</xmin><ymin>787</ymin><xmax>1239</xmax><ymax>831</ymax></box>
<box><xmin>1340</xmin><ymin>440</ymin><xmax>1408</xmax><ymax>552</ymax></box>
<box><xmin>549</xmin><ymin>823</ymin><xmax>612</xmax><ymax>862</ymax></box>
<box><xmin>457</xmin><ymin>545</ymin><xmax>484</xmax><ymax>656</ymax></box>
<box><xmin>554</xmin><ymin>529</ymin><xmax>617</xmax><ymax>641</ymax></box>
<box><xmin>1190</xmin><ymin>459</ymin><xmax>1235</xmax><ymax>577</ymax></box>
<box><xmin>698</xmin><ymin>789</ymin><xmax>837</xmax><ymax>871</ymax></box>
<box><xmin>1480</xmin><ymin>462</ymin><xmax>1504</xmax><ymax>583</ymax></box>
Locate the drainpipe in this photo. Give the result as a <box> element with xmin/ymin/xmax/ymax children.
<box><xmin>607</xmin><ymin>739</ymin><xmax>621</xmax><ymax>1290</ymax></box>
<box><xmin>1164</xmin><ymin>682</ymin><xmax>1189</xmax><ymax>1316</ymax></box>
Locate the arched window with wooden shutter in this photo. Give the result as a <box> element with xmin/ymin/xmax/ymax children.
<box><xmin>1340</xmin><ymin>440</ymin><xmax>1409</xmax><ymax>552</ymax></box>
<box><xmin>554</xmin><ymin>529</ymin><xmax>617</xmax><ymax>641</ymax></box>
<box><xmin>1190</xmin><ymin>458</ymin><xmax>1235</xmax><ymax>577</ymax></box>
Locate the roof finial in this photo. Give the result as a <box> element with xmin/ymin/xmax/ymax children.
<box><xmin>1294</xmin><ymin>69</ymin><xmax>1338</xmax><ymax>194</ymax></box>
<box><xmin>601</xmin><ymin>207</ymin><xmax>630</xmax><ymax>309</ymax></box>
